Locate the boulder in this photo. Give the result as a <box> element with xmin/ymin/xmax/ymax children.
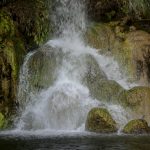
<box><xmin>27</xmin><ymin>45</ymin><xmax>63</xmax><ymax>91</ymax></box>
<box><xmin>85</xmin><ymin>107</ymin><xmax>117</xmax><ymax>133</ymax></box>
<box><xmin>119</xmin><ymin>86</ymin><xmax>150</xmax><ymax>124</ymax></box>
<box><xmin>123</xmin><ymin>119</ymin><xmax>150</xmax><ymax>134</ymax></box>
<box><xmin>88</xmin><ymin>79</ymin><xmax>124</xmax><ymax>102</ymax></box>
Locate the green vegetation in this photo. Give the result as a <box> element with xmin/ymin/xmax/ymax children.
<box><xmin>88</xmin><ymin>0</ymin><xmax>150</xmax><ymax>22</ymax></box>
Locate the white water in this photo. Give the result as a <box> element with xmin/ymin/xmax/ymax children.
<box><xmin>15</xmin><ymin>0</ymin><xmax>134</xmax><ymax>132</ymax></box>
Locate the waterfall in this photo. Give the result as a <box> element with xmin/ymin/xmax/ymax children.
<box><xmin>15</xmin><ymin>0</ymin><xmax>132</xmax><ymax>131</ymax></box>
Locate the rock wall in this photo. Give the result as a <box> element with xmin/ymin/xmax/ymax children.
<box><xmin>86</xmin><ymin>22</ymin><xmax>150</xmax><ymax>86</ymax></box>
<box><xmin>0</xmin><ymin>0</ymin><xmax>52</xmax><ymax>118</ymax></box>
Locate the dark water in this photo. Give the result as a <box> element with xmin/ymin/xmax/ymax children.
<box><xmin>0</xmin><ymin>131</ymin><xmax>150</xmax><ymax>150</ymax></box>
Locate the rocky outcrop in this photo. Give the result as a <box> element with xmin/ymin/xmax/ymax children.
<box><xmin>86</xmin><ymin>22</ymin><xmax>150</xmax><ymax>86</ymax></box>
<box><xmin>123</xmin><ymin>119</ymin><xmax>150</xmax><ymax>134</ymax></box>
<box><xmin>0</xmin><ymin>0</ymin><xmax>52</xmax><ymax>117</ymax></box>
<box><xmin>85</xmin><ymin>107</ymin><xmax>117</xmax><ymax>133</ymax></box>
<box><xmin>0</xmin><ymin>10</ymin><xmax>26</xmax><ymax>116</ymax></box>
<box><xmin>3</xmin><ymin>0</ymin><xmax>52</xmax><ymax>48</ymax></box>
<box><xmin>93</xmin><ymin>80</ymin><xmax>124</xmax><ymax>102</ymax></box>
<box><xmin>26</xmin><ymin>45</ymin><xmax>63</xmax><ymax>92</ymax></box>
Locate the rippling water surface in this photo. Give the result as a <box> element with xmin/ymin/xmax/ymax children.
<box><xmin>0</xmin><ymin>131</ymin><xmax>150</xmax><ymax>150</ymax></box>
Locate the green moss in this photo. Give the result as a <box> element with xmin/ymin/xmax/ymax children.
<box><xmin>0</xmin><ymin>113</ymin><xmax>5</xmax><ymax>129</ymax></box>
<box><xmin>85</xmin><ymin>107</ymin><xmax>117</xmax><ymax>133</ymax></box>
<box><xmin>123</xmin><ymin>119</ymin><xmax>150</xmax><ymax>134</ymax></box>
<box><xmin>91</xmin><ymin>80</ymin><xmax>124</xmax><ymax>102</ymax></box>
<box><xmin>5</xmin><ymin>0</ymin><xmax>52</xmax><ymax>47</ymax></box>
<box><xmin>0</xmin><ymin>10</ymin><xmax>26</xmax><ymax>78</ymax></box>
<box><xmin>119</xmin><ymin>86</ymin><xmax>150</xmax><ymax>107</ymax></box>
<box><xmin>0</xmin><ymin>9</ymin><xmax>26</xmax><ymax>117</ymax></box>
<box><xmin>0</xmin><ymin>10</ymin><xmax>15</xmax><ymax>39</ymax></box>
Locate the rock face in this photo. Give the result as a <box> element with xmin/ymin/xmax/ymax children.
<box><xmin>3</xmin><ymin>0</ymin><xmax>52</xmax><ymax>47</ymax></box>
<box><xmin>119</xmin><ymin>86</ymin><xmax>150</xmax><ymax>124</ymax></box>
<box><xmin>86</xmin><ymin>23</ymin><xmax>150</xmax><ymax>86</ymax></box>
<box><xmin>0</xmin><ymin>10</ymin><xmax>26</xmax><ymax>116</ymax></box>
<box><xmin>0</xmin><ymin>0</ymin><xmax>52</xmax><ymax>118</ymax></box>
<box><xmin>123</xmin><ymin>119</ymin><xmax>150</xmax><ymax>134</ymax></box>
<box><xmin>85</xmin><ymin>107</ymin><xmax>117</xmax><ymax>133</ymax></box>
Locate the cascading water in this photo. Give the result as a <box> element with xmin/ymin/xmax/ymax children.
<box><xmin>15</xmin><ymin>0</ymin><xmax>133</xmax><ymax>131</ymax></box>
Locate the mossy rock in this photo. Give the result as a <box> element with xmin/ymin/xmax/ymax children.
<box><xmin>85</xmin><ymin>107</ymin><xmax>117</xmax><ymax>133</ymax></box>
<box><xmin>27</xmin><ymin>44</ymin><xmax>63</xmax><ymax>91</ymax></box>
<box><xmin>88</xmin><ymin>79</ymin><xmax>124</xmax><ymax>102</ymax></box>
<box><xmin>119</xmin><ymin>86</ymin><xmax>150</xmax><ymax>124</ymax></box>
<box><xmin>86</xmin><ymin>23</ymin><xmax>150</xmax><ymax>85</ymax></box>
<box><xmin>123</xmin><ymin>119</ymin><xmax>150</xmax><ymax>134</ymax></box>
<box><xmin>0</xmin><ymin>113</ymin><xmax>6</xmax><ymax>129</ymax></box>
<box><xmin>85</xmin><ymin>23</ymin><xmax>115</xmax><ymax>51</ymax></box>
<box><xmin>0</xmin><ymin>10</ymin><xmax>26</xmax><ymax>116</ymax></box>
<box><xmin>119</xmin><ymin>86</ymin><xmax>150</xmax><ymax>107</ymax></box>
<box><xmin>85</xmin><ymin>23</ymin><xmax>134</xmax><ymax>78</ymax></box>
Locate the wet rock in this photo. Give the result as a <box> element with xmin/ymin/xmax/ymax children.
<box><xmin>123</xmin><ymin>119</ymin><xmax>150</xmax><ymax>134</ymax></box>
<box><xmin>85</xmin><ymin>107</ymin><xmax>117</xmax><ymax>133</ymax></box>
<box><xmin>82</xmin><ymin>54</ymin><xmax>107</xmax><ymax>89</ymax></box>
<box><xmin>27</xmin><ymin>45</ymin><xmax>63</xmax><ymax>91</ymax></box>
<box><xmin>90</xmin><ymin>79</ymin><xmax>124</xmax><ymax>102</ymax></box>
<box><xmin>86</xmin><ymin>23</ymin><xmax>150</xmax><ymax>86</ymax></box>
<box><xmin>119</xmin><ymin>86</ymin><xmax>150</xmax><ymax>124</ymax></box>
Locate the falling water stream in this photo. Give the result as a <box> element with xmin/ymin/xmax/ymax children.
<box><xmin>14</xmin><ymin>0</ymin><xmax>136</xmax><ymax>132</ymax></box>
<box><xmin>2</xmin><ymin>1</ymin><xmax>150</xmax><ymax>150</ymax></box>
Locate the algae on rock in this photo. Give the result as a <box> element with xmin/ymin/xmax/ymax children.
<box><xmin>85</xmin><ymin>107</ymin><xmax>117</xmax><ymax>133</ymax></box>
<box><xmin>0</xmin><ymin>10</ymin><xmax>26</xmax><ymax>116</ymax></box>
<box><xmin>123</xmin><ymin>119</ymin><xmax>150</xmax><ymax>134</ymax></box>
<box><xmin>0</xmin><ymin>112</ymin><xmax>6</xmax><ymax>129</ymax></box>
<box><xmin>119</xmin><ymin>86</ymin><xmax>150</xmax><ymax>124</ymax></box>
